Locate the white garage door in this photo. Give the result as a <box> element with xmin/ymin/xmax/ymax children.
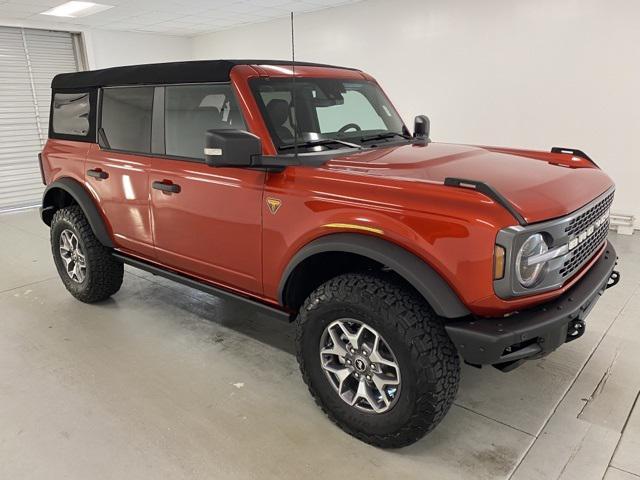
<box><xmin>0</xmin><ymin>26</ymin><xmax>85</xmax><ymax>212</ymax></box>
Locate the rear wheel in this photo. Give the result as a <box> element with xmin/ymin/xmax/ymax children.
<box><xmin>51</xmin><ymin>205</ymin><xmax>123</xmax><ymax>303</ymax></box>
<box><xmin>296</xmin><ymin>273</ymin><xmax>460</xmax><ymax>448</ymax></box>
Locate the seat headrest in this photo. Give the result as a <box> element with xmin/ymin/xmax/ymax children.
<box><xmin>196</xmin><ymin>106</ymin><xmax>220</xmax><ymax>116</ymax></box>
<box><xmin>266</xmin><ymin>99</ymin><xmax>290</xmax><ymax>126</ymax></box>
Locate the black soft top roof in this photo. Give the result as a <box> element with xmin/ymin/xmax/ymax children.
<box><xmin>51</xmin><ymin>59</ymin><xmax>357</xmax><ymax>89</ymax></box>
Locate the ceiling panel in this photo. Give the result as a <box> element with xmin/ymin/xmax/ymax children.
<box><xmin>0</xmin><ymin>0</ymin><xmax>363</xmax><ymax>36</ymax></box>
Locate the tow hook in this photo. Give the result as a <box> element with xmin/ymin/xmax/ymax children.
<box><xmin>566</xmin><ymin>319</ymin><xmax>586</xmax><ymax>342</ymax></box>
<box><xmin>606</xmin><ymin>270</ymin><xmax>620</xmax><ymax>289</ymax></box>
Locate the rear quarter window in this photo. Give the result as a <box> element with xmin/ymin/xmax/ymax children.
<box><xmin>52</xmin><ymin>93</ymin><xmax>90</xmax><ymax>136</ymax></box>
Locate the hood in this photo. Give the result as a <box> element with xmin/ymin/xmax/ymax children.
<box><xmin>324</xmin><ymin>142</ymin><xmax>614</xmax><ymax>224</ymax></box>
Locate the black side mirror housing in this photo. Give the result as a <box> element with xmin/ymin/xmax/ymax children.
<box><xmin>414</xmin><ymin>115</ymin><xmax>431</xmax><ymax>142</ymax></box>
<box><xmin>204</xmin><ymin>129</ymin><xmax>262</xmax><ymax>167</ymax></box>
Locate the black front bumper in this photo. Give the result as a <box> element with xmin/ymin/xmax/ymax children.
<box><xmin>445</xmin><ymin>241</ymin><xmax>619</xmax><ymax>369</ymax></box>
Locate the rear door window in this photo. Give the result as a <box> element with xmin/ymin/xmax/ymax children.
<box><xmin>100</xmin><ymin>87</ymin><xmax>154</xmax><ymax>153</ymax></box>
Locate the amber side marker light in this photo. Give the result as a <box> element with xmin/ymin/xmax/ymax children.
<box><xmin>323</xmin><ymin>223</ymin><xmax>384</xmax><ymax>235</ymax></box>
<box><xmin>494</xmin><ymin>245</ymin><xmax>506</xmax><ymax>280</ymax></box>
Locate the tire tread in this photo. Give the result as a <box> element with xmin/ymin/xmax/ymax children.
<box><xmin>296</xmin><ymin>273</ymin><xmax>460</xmax><ymax>448</ymax></box>
<box><xmin>51</xmin><ymin>205</ymin><xmax>123</xmax><ymax>303</ymax></box>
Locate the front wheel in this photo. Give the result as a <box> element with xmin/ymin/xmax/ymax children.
<box><xmin>296</xmin><ymin>273</ymin><xmax>460</xmax><ymax>448</ymax></box>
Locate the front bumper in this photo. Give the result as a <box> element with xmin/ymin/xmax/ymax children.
<box><xmin>445</xmin><ymin>241</ymin><xmax>619</xmax><ymax>370</ymax></box>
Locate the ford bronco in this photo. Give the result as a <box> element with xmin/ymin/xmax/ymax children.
<box><xmin>40</xmin><ymin>60</ymin><xmax>620</xmax><ymax>448</ymax></box>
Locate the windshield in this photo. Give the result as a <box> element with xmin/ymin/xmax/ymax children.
<box><xmin>251</xmin><ymin>78</ymin><xmax>408</xmax><ymax>152</ymax></box>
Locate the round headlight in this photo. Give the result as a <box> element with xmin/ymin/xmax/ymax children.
<box><xmin>515</xmin><ymin>234</ymin><xmax>548</xmax><ymax>287</ymax></box>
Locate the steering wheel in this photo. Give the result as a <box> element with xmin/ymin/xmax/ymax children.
<box><xmin>338</xmin><ymin>123</ymin><xmax>362</xmax><ymax>133</ymax></box>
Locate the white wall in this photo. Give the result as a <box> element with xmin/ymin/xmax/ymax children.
<box><xmin>192</xmin><ymin>0</ymin><xmax>640</xmax><ymax>227</ymax></box>
<box><xmin>84</xmin><ymin>30</ymin><xmax>192</xmax><ymax>69</ymax></box>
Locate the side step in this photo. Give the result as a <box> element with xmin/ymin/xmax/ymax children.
<box><xmin>112</xmin><ymin>252</ymin><xmax>290</xmax><ymax>322</ymax></box>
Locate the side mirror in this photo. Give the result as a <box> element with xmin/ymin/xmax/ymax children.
<box><xmin>204</xmin><ymin>129</ymin><xmax>261</xmax><ymax>168</ymax></box>
<box><xmin>414</xmin><ymin>115</ymin><xmax>431</xmax><ymax>142</ymax></box>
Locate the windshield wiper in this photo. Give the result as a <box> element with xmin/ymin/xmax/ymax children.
<box><xmin>280</xmin><ymin>138</ymin><xmax>364</xmax><ymax>151</ymax></box>
<box><xmin>360</xmin><ymin>132</ymin><xmax>412</xmax><ymax>143</ymax></box>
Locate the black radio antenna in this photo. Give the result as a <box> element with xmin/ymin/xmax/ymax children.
<box><xmin>290</xmin><ymin>11</ymin><xmax>299</xmax><ymax>160</ymax></box>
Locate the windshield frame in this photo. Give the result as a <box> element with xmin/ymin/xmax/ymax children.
<box><xmin>249</xmin><ymin>77</ymin><xmax>411</xmax><ymax>154</ymax></box>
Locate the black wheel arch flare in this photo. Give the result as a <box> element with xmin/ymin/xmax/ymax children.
<box><xmin>41</xmin><ymin>177</ymin><xmax>114</xmax><ymax>248</ymax></box>
<box><xmin>278</xmin><ymin>233</ymin><xmax>470</xmax><ymax>319</ymax></box>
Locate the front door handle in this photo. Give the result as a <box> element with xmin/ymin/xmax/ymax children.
<box><xmin>152</xmin><ymin>180</ymin><xmax>181</xmax><ymax>194</ymax></box>
<box><xmin>87</xmin><ymin>169</ymin><xmax>108</xmax><ymax>180</ymax></box>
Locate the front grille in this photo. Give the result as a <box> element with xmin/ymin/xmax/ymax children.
<box><xmin>559</xmin><ymin>218</ymin><xmax>609</xmax><ymax>278</ymax></box>
<box><xmin>495</xmin><ymin>187</ymin><xmax>614</xmax><ymax>298</ymax></box>
<box><xmin>565</xmin><ymin>192</ymin><xmax>614</xmax><ymax>236</ymax></box>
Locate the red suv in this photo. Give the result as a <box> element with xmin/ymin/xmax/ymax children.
<box><xmin>40</xmin><ymin>60</ymin><xmax>619</xmax><ymax>447</ymax></box>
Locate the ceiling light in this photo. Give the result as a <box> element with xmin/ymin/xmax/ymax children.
<box><xmin>40</xmin><ymin>1</ymin><xmax>113</xmax><ymax>18</ymax></box>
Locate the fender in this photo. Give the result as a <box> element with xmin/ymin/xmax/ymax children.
<box><xmin>40</xmin><ymin>177</ymin><xmax>114</xmax><ymax>248</ymax></box>
<box><xmin>278</xmin><ymin>233</ymin><xmax>470</xmax><ymax>319</ymax></box>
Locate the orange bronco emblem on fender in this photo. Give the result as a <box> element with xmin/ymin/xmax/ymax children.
<box><xmin>266</xmin><ymin>197</ymin><xmax>282</xmax><ymax>215</ymax></box>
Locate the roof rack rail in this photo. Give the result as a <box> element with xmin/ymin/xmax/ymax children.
<box><xmin>550</xmin><ymin>147</ymin><xmax>598</xmax><ymax>166</ymax></box>
<box><xmin>443</xmin><ymin>177</ymin><xmax>527</xmax><ymax>226</ymax></box>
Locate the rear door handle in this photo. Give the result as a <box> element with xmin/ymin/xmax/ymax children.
<box><xmin>87</xmin><ymin>169</ymin><xmax>108</xmax><ymax>180</ymax></box>
<box><xmin>152</xmin><ymin>180</ymin><xmax>181</xmax><ymax>194</ymax></box>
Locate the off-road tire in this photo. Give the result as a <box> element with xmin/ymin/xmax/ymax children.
<box><xmin>296</xmin><ymin>273</ymin><xmax>460</xmax><ymax>448</ymax></box>
<box><xmin>50</xmin><ymin>205</ymin><xmax>123</xmax><ymax>303</ymax></box>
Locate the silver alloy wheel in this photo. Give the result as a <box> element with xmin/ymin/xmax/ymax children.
<box><xmin>59</xmin><ymin>229</ymin><xmax>86</xmax><ymax>283</ymax></box>
<box><xmin>319</xmin><ymin>318</ymin><xmax>401</xmax><ymax>414</ymax></box>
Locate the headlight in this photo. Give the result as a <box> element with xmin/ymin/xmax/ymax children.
<box><xmin>515</xmin><ymin>234</ymin><xmax>548</xmax><ymax>287</ymax></box>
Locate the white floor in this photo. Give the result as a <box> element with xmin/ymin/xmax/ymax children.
<box><xmin>0</xmin><ymin>209</ymin><xmax>638</xmax><ymax>480</ymax></box>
